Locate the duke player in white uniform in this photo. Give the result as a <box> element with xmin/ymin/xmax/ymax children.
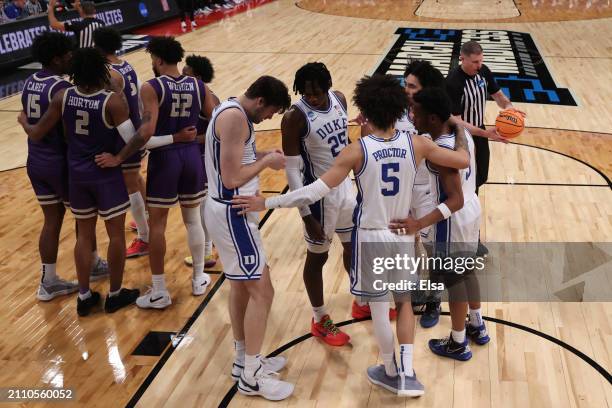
<box><xmin>281</xmin><ymin>62</ymin><xmax>353</xmax><ymax>346</ymax></box>
<box><xmin>233</xmin><ymin>75</ymin><xmax>471</xmax><ymax>397</ymax></box>
<box><xmin>204</xmin><ymin>76</ymin><xmax>294</xmax><ymax>401</ymax></box>
<box><xmin>396</xmin><ymin>87</ymin><xmax>489</xmax><ymax>362</ymax></box>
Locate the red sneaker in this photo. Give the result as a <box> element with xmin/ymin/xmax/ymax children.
<box><xmin>126</xmin><ymin>238</ymin><xmax>149</xmax><ymax>258</ymax></box>
<box><xmin>311</xmin><ymin>315</ymin><xmax>350</xmax><ymax>346</ymax></box>
<box><xmin>351</xmin><ymin>300</ymin><xmax>398</xmax><ymax>320</ymax></box>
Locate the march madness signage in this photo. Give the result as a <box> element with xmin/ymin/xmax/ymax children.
<box><xmin>374</xmin><ymin>28</ymin><xmax>576</xmax><ymax>106</ymax></box>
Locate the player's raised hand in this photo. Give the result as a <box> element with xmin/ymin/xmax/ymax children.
<box><xmin>173</xmin><ymin>126</ymin><xmax>197</xmax><ymax>143</ymax></box>
<box><xmin>264</xmin><ymin>151</ymin><xmax>286</xmax><ymax>170</ymax></box>
<box><xmin>95</xmin><ymin>152</ymin><xmax>121</xmax><ymax>168</ymax></box>
<box><xmin>349</xmin><ymin>112</ymin><xmax>368</xmax><ymax>126</ymax></box>
<box><xmin>232</xmin><ymin>191</ymin><xmax>266</xmax><ymax>214</ymax></box>
<box><xmin>389</xmin><ymin>217</ymin><xmax>421</xmax><ymax>236</ymax></box>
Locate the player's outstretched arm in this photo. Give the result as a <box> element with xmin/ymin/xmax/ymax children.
<box><xmin>232</xmin><ymin>142</ymin><xmax>361</xmax><ymax>214</ymax></box>
<box><xmin>17</xmin><ymin>89</ymin><xmax>64</xmax><ymax>142</ymax></box>
<box><xmin>47</xmin><ymin>0</ymin><xmax>66</xmax><ymax>31</ymax></box>
<box><xmin>418</xmin><ymin>135</ymin><xmax>470</xmax><ymax>169</ymax></box>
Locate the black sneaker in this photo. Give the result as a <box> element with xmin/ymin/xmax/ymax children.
<box><xmin>104</xmin><ymin>288</ymin><xmax>140</xmax><ymax>313</ymax></box>
<box><xmin>476</xmin><ymin>242</ymin><xmax>489</xmax><ymax>256</ymax></box>
<box><xmin>77</xmin><ymin>291</ymin><xmax>101</xmax><ymax>316</ymax></box>
<box><xmin>420</xmin><ymin>301</ymin><xmax>441</xmax><ymax>328</ymax></box>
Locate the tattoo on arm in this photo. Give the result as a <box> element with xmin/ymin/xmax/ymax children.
<box><xmin>455</xmin><ymin>129</ymin><xmax>468</xmax><ymax>152</ymax></box>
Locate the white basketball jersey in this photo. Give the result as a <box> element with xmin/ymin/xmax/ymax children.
<box><xmin>395</xmin><ymin>111</ymin><xmax>428</xmax><ymax>186</ymax></box>
<box><xmin>205</xmin><ymin>98</ymin><xmax>258</xmax><ymax>202</ymax></box>
<box><xmin>354</xmin><ymin>131</ymin><xmax>417</xmax><ymax>229</ymax></box>
<box><xmin>426</xmin><ymin>129</ymin><xmax>478</xmax><ymax>205</ymax></box>
<box><xmin>294</xmin><ymin>90</ymin><xmax>348</xmax><ymax>183</ymax></box>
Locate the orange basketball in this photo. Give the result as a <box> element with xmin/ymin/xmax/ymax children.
<box><xmin>495</xmin><ymin>110</ymin><xmax>525</xmax><ymax>139</ymax></box>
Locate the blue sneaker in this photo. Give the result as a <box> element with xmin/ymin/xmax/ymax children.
<box><xmin>466</xmin><ymin>322</ymin><xmax>490</xmax><ymax>345</ymax></box>
<box><xmin>428</xmin><ymin>334</ymin><xmax>472</xmax><ymax>361</ymax></box>
<box><xmin>366</xmin><ymin>364</ymin><xmax>398</xmax><ymax>394</ymax></box>
<box><xmin>398</xmin><ymin>371</ymin><xmax>425</xmax><ymax>397</ymax></box>
<box><xmin>419</xmin><ymin>302</ymin><xmax>441</xmax><ymax>328</ymax></box>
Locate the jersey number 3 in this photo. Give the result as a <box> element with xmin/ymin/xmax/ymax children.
<box><xmin>381</xmin><ymin>162</ymin><xmax>399</xmax><ymax>196</ymax></box>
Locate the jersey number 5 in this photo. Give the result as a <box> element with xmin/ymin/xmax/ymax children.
<box><xmin>381</xmin><ymin>162</ymin><xmax>399</xmax><ymax>196</ymax></box>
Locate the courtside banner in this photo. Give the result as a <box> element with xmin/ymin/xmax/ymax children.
<box><xmin>0</xmin><ymin>0</ymin><xmax>178</xmax><ymax>70</ymax></box>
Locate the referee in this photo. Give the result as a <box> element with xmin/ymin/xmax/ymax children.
<box><xmin>446</xmin><ymin>40</ymin><xmax>525</xmax><ymax>192</ymax></box>
<box><xmin>48</xmin><ymin>0</ymin><xmax>105</xmax><ymax>48</ymax></box>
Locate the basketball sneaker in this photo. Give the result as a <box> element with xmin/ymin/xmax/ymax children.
<box><xmin>104</xmin><ymin>288</ymin><xmax>140</xmax><ymax>313</ymax></box>
<box><xmin>311</xmin><ymin>315</ymin><xmax>350</xmax><ymax>346</ymax></box>
<box><xmin>466</xmin><ymin>322</ymin><xmax>490</xmax><ymax>345</ymax></box>
<box><xmin>191</xmin><ymin>21</ymin><xmax>197</xmax><ymax>29</ymax></box>
<box><xmin>237</xmin><ymin>368</ymin><xmax>294</xmax><ymax>401</ymax></box>
<box><xmin>192</xmin><ymin>273</ymin><xmax>211</xmax><ymax>296</ymax></box>
<box><xmin>126</xmin><ymin>238</ymin><xmax>149</xmax><ymax>258</ymax></box>
<box><xmin>231</xmin><ymin>356</ymin><xmax>287</xmax><ymax>381</ymax></box>
<box><xmin>419</xmin><ymin>301</ymin><xmax>441</xmax><ymax>328</ymax></box>
<box><xmin>398</xmin><ymin>371</ymin><xmax>425</xmax><ymax>397</ymax></box>
<box><xmin>90</xmin><ymin>258</ymin><xmax>109</xmax><ymax>281</ymax></box>
<box><xmin>366</xmin><ymin>364</ymin><xmax>398</xmax><ymax>394</ymax></box>
<box><xmin>351</xmin><ymin>300</ymin><xmax>397</xmax><ymax>320</ymax></box>
<box><xmin>136</xmin><ymin>288</ymin><xmax>172</xmax><ymax>309</ymax></box>
<box><xmin>428</xmin><ymin>334</ymin><xmax>472</xmax><ymax>361</ymax></box>
<box><xmin>184</xmin><ymin>254</ymin><xmax>217</xmax><ymax>268</ymax></box>
<box><xmin>181</xmin><ymin>21</ymin><xmax>187</xmax><ymax>32</ymax></box>
<box><xmin>37</xmin><ymin>278</ymin><xmax>79</xmax><ymax>301</ymax></box>
<box><xmin>77</xmin><ymin>291</ymin><xmax>101</xmax><ymax>316</ymax></box>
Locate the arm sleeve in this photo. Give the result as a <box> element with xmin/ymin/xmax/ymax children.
<box><xmin>285</xmin><ymin>155</ymin><xmax>311</xmax><ymax>217</ymax></box>
<box><xmin>445</xmin><ymin>73</ymin><xmax>464</xmax><ymax>116</ymax></box>
<box><xmin>265</xmin><ymin>179</ymin><xmax>331</xmax><ymax>210</ymax></box>
<box><xmin>144</xmin><ymin>135</ymin><xmax>173</xmax><ymax>149</ymax></box>
<box><xmin>481</xmin><ymin>64</ymin><xmax>501</xmax><ymax>95</ymax></box>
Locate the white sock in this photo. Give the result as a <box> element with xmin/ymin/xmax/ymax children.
<box><xmin>451</xmin><ymin>329</ymin><xmax>466</xmax><ymax>343</ymax></box>
<box><xmin>152</xmin><ymin>274</ymin><xmax>166</xmax><ymax>293</ymax></box>
<box><xmin>355</xmin><ymin>299</ymin><xmax>367</xmax><ymax>307</ymax></box>
<box><xmin>109</xmin><ymin>289</ymin><xmax>121</xmax><ymax>297</ymax></box>
<box><xmin>41</xmin><ymin>263</ymin><xmax>57</xmax><ymax>283</ymax></box>
<box><xmin>201</xmin><ymin>196</ymin><xmax>213</xmax><ymax>258</ymax></box>
<box><xmin>399</xmin><ymin>344</ymin><xmax>414</xmax><ymax>377</ymax></box>
<box><xmin>129</xmin><ymin>192</ymin><xmax>149</xmax><ymax>242</ymax></box>
<box><xmin>243</xmin><ymin>354</ymin><xmax>261</xmax><ymax>381</ymax></box>
<box><xmin>234</xmin><ymin>340</ymin><xmax>246</xmax><ymax>364</ymax></box>
<box><xmin>181</xmin><ymin>206</ymin><xmax>205</xmax><ymax>279</ymax></box>
<box><xmin>312</xmin><ymin>305</ymin><xmax>328</xmax><ymax>322</ymax></box>
<box><xmin>370</xmin><ymin>302</ymin><xmax>396</xmax><ymax>376</ymax></box>
<box><xmin>469</xmin><ymin>307</ymin><xmax>483</xmax><ymax>327</ymax></box>
<box><xmin>78</xmin><ymin>290</ymin><xmax>92</xmax><ymax>300</ymax></box>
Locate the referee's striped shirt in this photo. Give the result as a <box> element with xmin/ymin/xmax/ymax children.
<box><xmin>64</xmin><ymin>17</ymin><xmax>105</xmax><ymax>48</ymax></box>
<box><xmin>446</xmin><ymin>63</ymin><xmax>500</xmax><ymax>128</ymax></box>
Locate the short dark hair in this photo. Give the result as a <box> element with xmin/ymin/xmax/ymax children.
<box><xmin>245</xmin><ymin>76</ymin><xmax>291</xmax><ymax>112</ymax></box>
<box><xmin>461</xmin><ymin>40</ymin><xmax>483</xmax><ymax>56</ymax></box>
<box><xmin>81</xmin><ymin>1</ymin><xmax>96</xmax><ymax>15</ymax></box>
<box><xmin>185</xmin><ymin>55</ymin><xmax>214</xmax><ymax>83</ymax></box>
<box><xmin>70</xmin><ymin>47</ymin><xmax>109</xmax><ymax>89</ymax></box>
<box><xmin>146</xmin><ymin>36</ymin><xmax>184</xmax><ymax>64</ymax></box>
<box><xmin>413</xmin><ymin>87</ymin><xmax>451</xmax><ymax>122</ymax></box>
<box><xmin>403</xmin><ymin>60</ymin><xmax>445</xmax><ymax>89</ymax></box>
<box><xmin>31</xmin><ymin>32</ymin><xmax>73</xmax><ymax>67</ymax></box>
<box><xmin>353</xmin><ymin>74</ymin><xmax>408</xmax><ymax>130</ymax></box>
<box><xmin>293</xmin><ymin>62</ymin><xmax>332</xmax><ymax>95</ymax></box>
<box><xmin>93</xmin><ymin>27</ymin><xmax>122</xmax><ymax>55</ymax></box>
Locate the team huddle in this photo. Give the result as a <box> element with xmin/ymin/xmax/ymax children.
<box><xmin>19</xmin><ymin>30</ymin><xmax>524</xmax><ymax>401</ymax></box>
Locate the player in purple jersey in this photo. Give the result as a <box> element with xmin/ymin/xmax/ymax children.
<box><xmin>19</xmin><ymin>48</ymin><xmax>141</xmax><ymax>316</ymax></box>
<box><xmin>20</xmin><ymin>32</ymin><xmax>108</xmax><ymax>301</ymax></box>
<box><xmin>95</xmin><ymin>37</ymin><xmax>218</xmax><ymax>309</ymax></box>
<box><xmin>182</xmin><ymin>55</ymin><xmax>219</xmax><ymax>270</ymax></box>
<box><xmin>94</xmin><ymin>27</ymin><xmax>150</xmax><ymax>259</ymax></box>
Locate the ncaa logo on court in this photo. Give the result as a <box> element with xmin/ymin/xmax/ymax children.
<box><xmin>374</xmin><ymin>28</ymin><xmax>577</xmax><ymax>106</ymax></box>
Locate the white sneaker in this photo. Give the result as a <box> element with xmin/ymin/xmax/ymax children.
<box><xmin>136</xmin><ymin>288</ymin><xmax>172</xmax><ymax>309</ymax></box>
<box><xmin>238</xmin><ymin>370</ymin><xmax>294</xmax><ymax>401</ymax></box>
<box><xmin>232</xmin><ymin>356</ymin><xmax>288</xmax><ymax>381</ymax></box>
<box><xmin>37</xmin><ymin>278</ymin><xmax>79</xmax><ymax>301</ymax></box>
<box><xmin>181</xmin><ymin>21</ymin><xmax>187</xmax><ymax>32</ymax></box>
<box><xmin>191</xmin><ymin>20</ymin><xmax>197</xmax><ymax>28</ymax></box>
<box><xmin>191</xmin><ymin>273</ymin><xmax>211</xmax><ymax>296</ymax></box>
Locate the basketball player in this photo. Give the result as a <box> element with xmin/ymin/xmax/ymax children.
<box><xmin>281</xmin><ymin>62</ymin><xmax>353</xmax><ymax>345</ymax></box>
<box><xmin>395</xmin><ymin>87</ymin><xmax>490</xmax><ymax>360</ymax></box>
<box><xmin>204</xmin><ymin>76</ymin><xmax>293</xmax><ymax>400</ymax></box>
<box><xmin>182</xmin><ymin>55</ymin><xmax>219</xmax><ymax>270</ymax></box>
<box><xmin>95</xmin><ymin>36</ymin><xmax>217</xmax><ymax>307</ymax></box>
<box><xmin>18</xmin><ymin>47</ymin><xmax>141</xmax><ymax>316</ymax></box>
<box><xmin>232</xmin><ymin>74</ymin><xmax>471</xmax><ymax>396</ymax></box>
<box><xmin>93</xmin><ymin>27</ymin><xmax>149</xmax><ymax>259</ymax></box>
<box><xmin>21</xmin><ymin>32</ymin><xmax>109</xmax><ymax>302</ymax></box>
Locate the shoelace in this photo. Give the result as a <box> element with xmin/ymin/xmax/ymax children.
<box><xmin>322</xmin><ymin>319</ymin><xmax>340</xmax><ymax>335</ymax></box>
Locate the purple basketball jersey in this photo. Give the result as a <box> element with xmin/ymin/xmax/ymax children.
<box><xmin>62</xmin><ymin>87</ymin><xmax>120</xmax><ymax>181</ymax></box>
<box><xmin>147</xmin><ymin>75</ymin><xmax>205</xmax><ymax>151</ymax></box>
<box><xmin>111</xmin><ymin>61</ymin><xmax>141</xmax><ymax>128</ymax></box>
<box><xmin>21</xmin><ymin>71</ymin><xmax>71</xmax><ymax>166</ymax></box>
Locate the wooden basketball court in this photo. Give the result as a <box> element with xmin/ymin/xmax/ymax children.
<box><xmin>0</xmin><ymin>0</ymin><xmax>610</xmax><ymax>406</ymax></box>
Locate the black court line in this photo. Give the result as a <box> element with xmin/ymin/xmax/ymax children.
<box><xmin>485</xmin><ymin>181</ymin><xmax>609</xmax><ymax>187</ymax></box>
<box><xmin>125</xmin><ymin>186</ymin><xmax>288</xmax><ymax>408</ymax></box>
<box><xmin>0</xmin><ymin>109</ymin><xmax>20</xmax><ymax>112</ymax></box>
<box><xmin>219</xmin><ymin>312</ymin><xmax>612</xmax><ymax>406</ymax></box>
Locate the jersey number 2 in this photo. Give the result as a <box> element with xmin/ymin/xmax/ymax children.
<box><xmin>381</xmin><ymin>162</ymin><xmax>399</xmax><ymax>196</ymax></box>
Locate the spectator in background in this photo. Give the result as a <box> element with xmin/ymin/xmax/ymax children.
<box><xmin>25</xmin><ymin>0</ymin><xmax>47</xmax><ymax>16</ymax></box>
<box><xmin>0</xmin><ymin>1</ymin><xmax>10</xmax><ymax>23</ymax></box>
<box><xmin>5</xmin><ymin>0</ymin><xmax>29</xmax><ymax>19</ymax></box>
